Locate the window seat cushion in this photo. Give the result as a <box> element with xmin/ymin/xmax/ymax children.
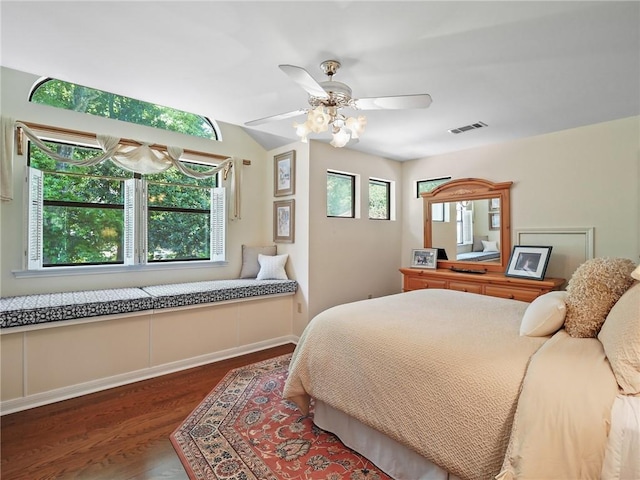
<box><xmin>0</xmin><ymin>279</ymin><xmax>298</xmax><ymax>329</ymax></box>
<box><xmin>0</xmin><ymin>288</ymin><xmax>155</xmax><ymax>329</ymax></box>
<box><xmin>142</xmin><ymin>279</ymin><xmax>298</xmax><ymax>310</ymax></box>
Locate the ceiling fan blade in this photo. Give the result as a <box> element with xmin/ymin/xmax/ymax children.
<box><xmin>245</xmin><ymin>109</ymin><xmax>307</xmax><ymax>127</ymax></box>
<box><xmin>279</xmin><ymin>64</ymin><xmax>329</xmax><ymax>99</ymax></box>
<box><xmin>355</xmin><ymin>94</ymin><xmax>432</xmax><ymax>110</ymax></box>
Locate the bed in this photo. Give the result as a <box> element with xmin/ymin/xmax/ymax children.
<box><xmin>283</xmin><ymin>260</ymin><xmax>640</xmax><ymax>480</ymax></box>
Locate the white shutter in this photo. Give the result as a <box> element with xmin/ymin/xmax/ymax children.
<box><xmin>462</xmin><ymin>209</ymin><xmax>474</xmax><ymax>245</ymax></box>
<box><xmin>210</xmin><ymin>187</ymin><xmax>226</xmax><ymax>262</ymax></box>
<box><xmin>27</xmin><ymin>167</ymin><xmax>43</xmax><ymax>269</ymax></box>
<box><xmin>123</xmin><ymin>179</ymin><xmax>136</xmax><ymax>265</ymax></box>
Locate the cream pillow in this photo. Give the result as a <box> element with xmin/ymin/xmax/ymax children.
<box><xmin>256</xmin><ymin>253</ymin><xmax>289</xmax><ymax>280</ymax></box>
<box><xmin>239</xmin><ymin>245</ymin><xmax>276</xmax><ymax>278</ymax></box>
<box><xmin>482</xmin><ymin>240</ymin><xmax>498</xmax><ymax>253</ymax></box>
<box><xmin>520</xmin><ymin>291</ymin><xmax>567</xmax><ymax>337</ymax></box>
<box><xmin>598</xmin><ymin>282</ymin><xmax>640</xmax><ymax>394</ymax></box>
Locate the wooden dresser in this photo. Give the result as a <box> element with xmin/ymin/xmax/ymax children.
<box><xmin>400</xmin><ymin>268</ymin><xmax>565</xmax><ymax>302</ymax></box>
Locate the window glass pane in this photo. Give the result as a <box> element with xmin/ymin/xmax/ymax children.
<box><xmin>146</xmin><ymin>164</ymin><xmax>214</xmax><ymax>262</ymax></box>
<box><xmin>30</xmin><ymin>78</ymin><xmax>218</xmax><ymax>140</ymax></box>
<box><xmin>29</xmin><ymin>142</ymin><xmax>129</xmax><ymax>267</ymax></box>
<box><xmin>417</xmin><ymin>177</ymin><xmax>451</xmax><ymax>197</ymax></box>
<box><xmin>43</xmin><ymin>204</ymin><xmax>124</xmax><ymax>266</ymax></box>
<box><xmin>148</xmin><ymin>210</ymin><xmax>210</xmax><ymax>261</ymax></box>
<box><xmin>369</xmin><ymin>179</ymin><xmax>390</xmax><ymax>220</ymax></box>
<box><xmin>327</xmin><ymin>171</ymin><xmax>355</xmax><ymax>218</ymax></box>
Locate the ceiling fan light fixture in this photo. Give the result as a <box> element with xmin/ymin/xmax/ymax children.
<box><xmin>293</xmin><ymin>121</ymin><xmax>311</xmax><ymax>142</ymax></box>
<box><xmin>307</xmin><ymin>105</ymin><xmax>331</xmax><ymax>133</ymax></box>
<box><xmin>330</xmin><ymin>127</ymin><xmax>351</xmax><ymax>148</ymax></box>
<box><xmin>345</xmin><ymin>115</ymin><xmax>367</xmax><ymax>139</ymax></box>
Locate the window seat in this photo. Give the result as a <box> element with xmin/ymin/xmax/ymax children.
<box><xmin>0</xmin><ymin>279</ymin><xmax>298</xmax><ymax>330</ymax></box>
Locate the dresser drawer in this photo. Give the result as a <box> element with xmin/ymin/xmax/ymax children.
<box><xmin>448</xmin><ymin>281</ymin><xmax>483</xmax><ymax>294</ymax></box>
<box><xmin>484</xmin><ymin>285</ymin><xmax>540</xmax><ymax>302</ymax></box>
<box><xmin>406</xmin><ymin>277</ymin><xmax>447</xmax><ymax>290</ymax></box>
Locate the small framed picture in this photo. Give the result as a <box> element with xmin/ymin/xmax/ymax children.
<box><xmin>489</xmin><ymin>212</ymin><xmax>500</xmax><ymax>230</ymax></box>
<box><xmin>273</xmin><ymin>199</ymin><xmax>295</xmax><ymax>243</ymax></box>
<box><xmin>411</xmin><ymin>248</ymin><xmax>438</xmax><ymax>269</ymax></box>
<box><xmin>505</xmin><ymin>246</ymin><xmax>553</xmax><ymax>281</ymax></box>
<box><xmin>489</xmin><ymin>198</ymin><xmax>500</xmax><ymax>211</ymax></box>
<box><xmin>274</xmin><ymin>150</ymin><xmax>295</xmax><ymax>197</ymax></box>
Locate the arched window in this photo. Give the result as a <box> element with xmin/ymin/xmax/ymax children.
<box><xmin>29</xmin><ymin>78</ymin><xmax>220</xmax><ymax>140</ymax></box>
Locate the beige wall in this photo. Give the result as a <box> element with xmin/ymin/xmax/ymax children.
<box><xmin>307</xmin><ymin>142</ymin><xmax>404</xmax><ymax>320</ymax></box>
<box><xmin>402</xmin><ymin>116</ymin><xmax>640</xmax><ymax>280</ymax></box>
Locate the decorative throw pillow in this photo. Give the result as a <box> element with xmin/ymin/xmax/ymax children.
<box><xmin>473</xmin><ymin>235</ymin><xmax>488</xmax><ymax>252</ymax></box>
<box><xmin>598</xmin><ymin>282</ymin><xmax>640</xmax><ymax>394</ymax></box>
<box><xmin>481</xmin><ymin>240</ymin><xmax>499</xmax><ymax>253</ymax></box>
<box><xmin>256</xmin><ymin>253</ymin><xmax>289</xmax><ymax>280</ymax></box>
<box><xmin>239</xmin><ymin>245</ymin><xmax>276</xmax><ymax>278</ymax></box>
<box><xmin>520</xmin><ymin>291</ymin><xmax>567</xmax><ymax>337</ymax></box>
<box><xmin>564</xmin><ymin>258</ymin><xmax>636</xmax><ymax>338</ymax></box>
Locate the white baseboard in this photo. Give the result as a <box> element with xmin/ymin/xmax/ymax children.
<box><xmin>0</xmin><ymin>335</ymin><xmax>299</xmax><ymax>416</ymax></box>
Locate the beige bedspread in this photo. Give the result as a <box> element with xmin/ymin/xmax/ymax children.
<box><xmin>497</xmin><ymin>330</ymin><xmax>618</xmax><ymax>479</ymax></box>
<box><xmin>283</xmin><ymin>289</ymin><xmax>547</xmax><ymax>480</ymax></box>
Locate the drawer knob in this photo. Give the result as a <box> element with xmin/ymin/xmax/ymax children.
<box><xmin>509</xmin><ymin>294</ymin><xmax>514</xmax><ymax>299</ymax></box>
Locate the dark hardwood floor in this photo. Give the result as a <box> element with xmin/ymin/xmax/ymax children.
<box><xmin>1</xmin><ymin>344</ymin><xmax>296</xmax><ymax>480</ymax></box>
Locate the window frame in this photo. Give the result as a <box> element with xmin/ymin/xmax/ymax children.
<box><xmin>417</xmin><ymin>176</ymin><xmax>451</xmax><ymax>198</ymax></box>
<box><xmin>29</xmin><ymin>77</ymin><xmax>221</xmax><ymax>141</ymax></box>
<box><xmin>23</xmin><ymin>130</ymin><xmax>227</xmax><ymax>274</ymax></box>
<box><xmin>326</xmin><ymin>170</ymin><xmax>357</xmax><ymax>219</ymax></box>
<box><xmin>368</xmin><ymin>177</ymin><xmax>391</xmax><ymax>220</ymax></box>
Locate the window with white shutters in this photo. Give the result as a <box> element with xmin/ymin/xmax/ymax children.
<box><xmin>26</xmin><ymin>138</ymin><xmax>225</xmax><ymax>270</ymax></box>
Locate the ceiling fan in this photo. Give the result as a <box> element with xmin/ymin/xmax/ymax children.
<box><xmin>245</xmin><ymin>60</ymin><xmax>432</xmax><ymax>147</ymax></box>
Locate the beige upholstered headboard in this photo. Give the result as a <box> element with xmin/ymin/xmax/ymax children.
<box><xmin>515</xmin><ymin>228</ymin><xmax>594</xmax><ymax>284</ymax></box>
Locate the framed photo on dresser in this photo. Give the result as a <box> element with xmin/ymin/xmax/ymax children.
<box><xmin>505</xmin><ymin>245</ymin><xmax>553</xmax><ymax>280</ymax></box>
<box><xmin>411</xmin><ymin>248</ymin><xmax>438</xmax><ymax>269</ymax></box>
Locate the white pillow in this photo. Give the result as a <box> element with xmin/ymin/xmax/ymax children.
<box><xmin>520</xmin><ymin>291</ymin><xmax>567</xmax><ymax>337</ymax></box>
<box><xmin>256</xmin><ymin>253</ymin><xmax>289</xmax><ymax>280</ymax></box>
<box><xmin>481</xmin><ymin>240</ymin><xmax>499</xmax><ymax>253</ymax></box>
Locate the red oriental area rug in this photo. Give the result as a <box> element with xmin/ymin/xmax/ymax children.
<box><xmin>170</xmin><ymin>353</ymin><xmax>391</xmax><ymax>480</ymax></box>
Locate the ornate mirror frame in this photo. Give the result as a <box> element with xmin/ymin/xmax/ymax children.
<box><xmin>421</xmin><ymin>178</ymin><xmax>513</xmax><ymax>273</ymax></box>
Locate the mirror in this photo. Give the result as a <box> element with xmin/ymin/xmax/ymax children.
<box><xmin>422</xmin><ymin>178</ymin><xmax>512</xmax><ymax>273</ymax></box>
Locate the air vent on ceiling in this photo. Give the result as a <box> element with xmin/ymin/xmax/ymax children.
<box><xmin>448</xmin><ymin>121</ymin><xmax>488</xmax><ymax>134</ymax></box>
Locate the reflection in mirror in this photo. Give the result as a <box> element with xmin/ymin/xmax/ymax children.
<box><xmin>422</xmin><ymin>178</ymin><xmax>512</xmax><ymax>273</ymax></box>
<box><xmin>431</xmin><ymin>198</ymin><xmax>501</xmax><ymax>263</ymax></box>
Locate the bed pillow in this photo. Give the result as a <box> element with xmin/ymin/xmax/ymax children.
<box><xmin>598</xmin><ymin>282</ymin><xmax>640</xmax><ymax>394</ymax></box>
<box><xmin>564</xmin><ymin>257</ymin><xmax>636</xmax><ymax>338</ymax></box>
<box><xmin>481</xmin><ymin>240</ymin><xmax>499</xmax><ymax>253</ymax></box>
<box><xmin>256</xmin><ymin>253</ymin><xmax>289</xmax><ymax>280</ymax></box>
<box><xmin>473</xmin><ymin>235</ymin><xmax>488</xmax><ymax>252</ymax></box>
<box><xmin>239</xmin><ymin>245</ymin><xmax>276</xmax><ymax>278</ymax></box>
<box><xmin>520</xmin><ymin>291</ymin><xmax>567</xmax><ymax>337</ymax></box>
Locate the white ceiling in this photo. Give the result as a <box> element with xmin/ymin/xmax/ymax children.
<box><xmin>1</xmin><ymin>1</ymin><xmax>639</xmax><ymax>161</ymax></box>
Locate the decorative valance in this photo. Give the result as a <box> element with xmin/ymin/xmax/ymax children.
<box><xmin>3</xmin><ymin>120</ymin><xmax>243</xmax><ymax>219</ymax></box>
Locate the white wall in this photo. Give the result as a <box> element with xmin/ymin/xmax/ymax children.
<box><xmin>0</xmin><ymin>67</ymin><xmax>271</xmax><ymax>296</ymax></box>
<box><xmin>402</xmin><ymin>116</ymin><xmax>640</xmax><ymax>278</ymax></box>
<box><xmin>308</xmin><ymin>142</ymin><xmax>404</xmax><ymax>320</ymax></box>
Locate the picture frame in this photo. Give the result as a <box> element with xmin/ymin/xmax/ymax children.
<box><xmin>274</xmin><ymin>150</ymin><xmax>295</xmax><ymax>197</ymax></box>
<box><xmin>489</xmin><ymin>198</ymin><xmax>500</xmax><ymax>211</ymax></box>
<box><xmin>489</xmin><ymin>212</ymin><xmax>500</xmax><ymax>230</ymax></box>
<box><xmin>505</xmin><ymin>245</ymin><xmax>553</xmax><ymax>281</ymax></box>
<box><xmin>411</xmin><ymin>248</ymin><xmax>438</xmax><ymax>269</ymax></box>
<box><xmin>273</xmin><ymin>199</ymin><xmax>295</xmax><ymax>243</ymax></box>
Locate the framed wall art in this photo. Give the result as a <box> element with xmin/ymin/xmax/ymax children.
<box><xmin>274</xmin><ymin>150</ymin><xmax>295</xmax><ymax>197</ymax></box>
<box><xmin>411</xmin><ymin>248</ymin><xmax>438</xmax><ymax>269</ymax></box>
<box><xmin>489</xmin><ymin>212</ymin><xmax>500</xmax><ymax>230</ymax></box>
<box><xmin>505</xmin><ymin>245</ymin><xmax>553</xmax><ymax>280</ymax></box>
<box><xmin>273</xmin><ymin>199</ymin><xmax>295</xmax><ymax>243</ymax></box>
